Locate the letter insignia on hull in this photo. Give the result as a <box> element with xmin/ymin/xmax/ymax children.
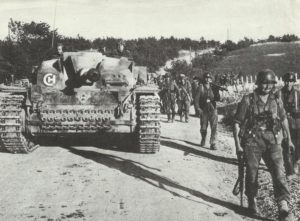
<box><xmin>43</xmin><ymin>73</ymin><xmax>56</xmax><ymax>86</ymax></box>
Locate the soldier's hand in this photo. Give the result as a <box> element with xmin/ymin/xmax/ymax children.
<box><xmin>288</xmin><ymin>140</ymin><xmax>295</xmax><ymax>153</ymax></box>
<box><xmin>197</xmin><ymin>109</ymin><xmax>202</xmax><ymax>116</ymax></box>
<box><xmin>236</xmin><ymin>144</ymin><xmax>243</xmax><ymax>157</ymax></box>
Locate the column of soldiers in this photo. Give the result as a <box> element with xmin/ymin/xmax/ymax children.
<box><xmin>159</xmin><ymin>69</ymin><xmax>299</xmax><ymax>220</ymax></box>
<box><xmin>159</xmin><ymin>72</ymin><xmax>224</xmax><ymax>149</ymax></box>
<box><xmin>159</xmin><ymin>73</ymin><xmax>192</xmax><ymax>123</ymax></box>
<box><xmin>234</xmin><ymin>69</ymin><xmax>300</xmax><ymax>221</ymax></box>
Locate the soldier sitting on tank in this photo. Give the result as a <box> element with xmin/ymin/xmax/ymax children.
<box><xmin>62</xmin><ymin>68</ymin><xmax>101</xmax><ymax>95</ymax></box>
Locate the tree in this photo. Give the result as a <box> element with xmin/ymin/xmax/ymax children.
<box><xmin>7</xmin><ymin>19</ymin><xmax>56</xmax><ymax>74</ymax></box>
<box><xmin>0</xmin><ymin>41</ymin><xmax>29</xmax><ymax>79</ymax></box>
<box><xmin>267</xmin><ymin>35</ymin><xmax>276</xmax><ymax>42</ymax></box>
<box><xmin>237</xmin><ymin>37</ymin><xmax>254</xmax><ymax>49</ymax></box>
<box><xmin>165</xmin><ymin>60</ymin><xmax>193</xmax><ymax>80</ymax></box>
<box><xmin>192</xmin><ymin>53</ymin><xmax>221</xmax><ymax>72</ymax></box>
<box><xmin>281</xmin><ymin>34</ymin><xmax>299</xmax><ymax>42</ymax></box>
<box><xmin>221</xmin><ymin>40</ymin><xmax>238</xmax><ymax>52</ymax></box>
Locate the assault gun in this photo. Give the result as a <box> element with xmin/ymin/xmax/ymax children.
<box><xmin>211</xmin><ymin>83</ymin><xmax>228</xmax><ymax>91</ymax></box>
<box><xmin>232</xmin><ymin>152</ymin><xmax>245</xmax><ymax>206</ymax></box>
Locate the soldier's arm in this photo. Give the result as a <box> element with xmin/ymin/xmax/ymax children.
<box><xmin>233</xmin><ymin>95</ymin><xmax>249</xmax><ymax>155</ymax></box>
<box><xmin>278</xmin><ymin>98</ymin><xmax>295</xmax><ymax>151</ymax></box>
<box><xmin>297</xmin><ymin>90</ymin><xmax>300</xmax><ymax>111</ymax></box>
<box><xmin>233</xmin><ymin>123</ymin><xmax>243</xmax><ymax>155</ymax></box>
<box><xmin>281</xmin><ymin>119</ymin><xmax>295</xmax><ymax>151</ymax></box>
<box><xmin>188</xmin><ymin>81</ymin><xmax>192</xmax><ymax>97</ymax></box>
<box><xmin>174</xmin><ymin>81</ymin><xmax>180</xmax><ymax>92</ymax></box>
<box><xmin>194</xmin><ymin>86</ymin><xmax>201</xmax><ymax>113</ymax></box>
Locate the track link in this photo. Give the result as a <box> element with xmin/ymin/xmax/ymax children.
<box><xmin>136</xmin><ymin>95</ymin><xmax>160</xmax><ymax>153</ymax></box>
<box><xmin>0</xmin><ymin>94</ymin><xmax>38</xmax><ymax>153</ymax></box>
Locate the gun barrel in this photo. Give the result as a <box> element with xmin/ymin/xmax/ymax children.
<box><xmin>211</xmin><ymin>83</ymin><xmax>228</xmax><ymax>91</ymax></box>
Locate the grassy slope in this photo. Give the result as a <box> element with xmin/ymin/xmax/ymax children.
<box><xmin>213</xmin><ymin>42</ymin><xmax>300</xmax><ymax>77</ymax></box>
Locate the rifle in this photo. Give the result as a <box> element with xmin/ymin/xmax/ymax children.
<box><xmin>211</xmin><ymin>82</ymin><xmax>228</xmax><ymax>91</ymax></box>
<box><xmin>180</xmin><ymin>85</ymin><xmax>192</xmax><ymax>102</ymax></box>
<box><xmin>232</xmin><ymin>152</ymin><xmax>245</xmax><ymax>207</ymax></box>
<box><xmin>232</xmin><ymin>120</ymin><xmax>247</xmax><ymax>207</ymax></box>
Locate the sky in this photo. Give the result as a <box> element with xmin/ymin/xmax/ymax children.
<box><xmin>0</xmin><ymin>0</ymin><xmax>299</xmax><ymax>42</ymax></box>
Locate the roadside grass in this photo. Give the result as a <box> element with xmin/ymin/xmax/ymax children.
<box><xmin>213</xmin><ymin>42</ymin><xmax>300</xmax><ymax>76</ymax></box>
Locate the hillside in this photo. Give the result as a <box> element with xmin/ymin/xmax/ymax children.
<box><xmin>212</xmin><ymin>41</ymin><xmax>300</xmax><ymax>77</ymax></box>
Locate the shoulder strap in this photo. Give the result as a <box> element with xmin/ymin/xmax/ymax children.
<box><xmin>249</xmin><ymin>92</ymin><xmax>257</xmax><ymax>115</ymax></box>
<box><xmin>265</xmin><ymin>92</ymin><xmax>281</xmax><ymax>119</ymax></box>
<box><xmin>199</xmin><ymin>84</ymin><xmax>204</xmax><ymax>95</ymax></box>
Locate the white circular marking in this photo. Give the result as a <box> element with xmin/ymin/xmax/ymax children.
<box><xmin>43</xmin><ymin>73</ymin><xmax>56</xmax><ymax>86</ymax></box>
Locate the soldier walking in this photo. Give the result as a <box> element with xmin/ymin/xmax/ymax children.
<box><xmin>279</xmin><ymin>72</ymin><xmax>300</xmax><ymax>176</ymax></box>
<box><xmin>162</xmin><ymin>73</ymin><xmax>179</xmax><ymax>123</ymax></box>
<box><xmin>192</xmin><ymin>76</ymin><xmax>200</xmax><ymax>116</ymax></box>
<box><xmin>233</xmin><ymin>69</ymin><xmax>294</xmax><ymax>220</ymax></box>
<box><xmin>177</xmin><ymin>74</ymin><xmax>192</xmax><ymax>122</ymax></box>
<box><xmin>194</xmin><ymin>72</ymin><xmax>221</xmax><ymax>150</ymax></box>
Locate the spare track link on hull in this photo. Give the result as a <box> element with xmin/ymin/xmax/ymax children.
<box><xmin>137</xmin><ymin>95</ymin><xmax>160</xmax><ymax>153</ymax></box>
<box><xmin>0</xmin><ymin>94</ymin><xmax>38</xmax><ymax>153</ymax></box>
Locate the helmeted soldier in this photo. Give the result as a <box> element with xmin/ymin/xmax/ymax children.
<box><xmin>233</xmin><ymin>69</ymin><xmax>294</xmax><ymax>219</ymax></box>
<box><xmin>56</xmin><ymin>43</ymin><xmax>64</xmax><ymax>72</ymax></box>
<box><xmin>194</xmin><ymin>72</ymin><xmax>221</xmax><ymax>150</ymax></box>
<box><xmin>177</xmin><ymin>74</ymin><xmax>192</xmax><ymax>122</ymax></box>
<box><xmin>161</xmin><ymin>73</ymin><xmax>179</xmax><ymax>122</ymax></box>
<box><xmin>192</xmin><ymin>76</ymin><xmax>200</xmax><ymax>115</ymax></box>
<box><xmin>278</xmin><ymin>72</ymin><xmax>300</xmax><ymax>176</ymax></box>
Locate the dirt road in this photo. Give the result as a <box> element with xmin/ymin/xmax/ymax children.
<box><xmin>0</xmin><ymin>114</ymin><xmax>286</xmax><ymax>221</ymax></box>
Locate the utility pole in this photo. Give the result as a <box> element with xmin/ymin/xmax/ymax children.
<box><xmin>227</xmin><ymin>28</ymin><xmax>230</xmax><ymax>41</ymax></box>
<box><xmin>51</xmin><ymin>0</ymin><xmax>58</xmax><ymax>48</ymax></box>
<box><xmin>8</xmin><ymin>22</ymin><xmax>11</xmax><ymax>41</ymax></box>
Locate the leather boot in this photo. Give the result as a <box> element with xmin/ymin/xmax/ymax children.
<box><xmin>167</xmin><ymin>114</ymin><xmax>172</xmax><ymax>123</ymax></box>
<box><xmin>210</xmin><ymin>143</ymin><xmax>217</xmax><ymax>150</ymax></box>
<box><xmin>248</xmin><ymin>197</ymin><xmax>258</xmax><ymax>215</ymax></box>
<box><xmin>180</xmin><ymin>115</ymin><xmax>183</xmax><ymax>122</ymax></box>
<box><xmin>278</xmin><ymin>200</ymin><xmax>289</xmax><ymax>220</ymax></box>
<box><xmin>171</xmin><ymin>114</ymin><xmax>175</xmax><ymax>123</ymax></box>
<box><xmin>200</xmin><ymin>131</ymin><xmax>207</xmax><ymax>147</ymax></box>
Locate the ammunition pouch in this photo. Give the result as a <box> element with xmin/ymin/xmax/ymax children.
<box><xmin>254</xmin><ymin>111</ymin><xmax>281</xmax><ymax>134</ymax></box>
<box><xmin>239</xmin><ymin>111</ymin><xmax>282</xmax><ymax>145</ymax></box>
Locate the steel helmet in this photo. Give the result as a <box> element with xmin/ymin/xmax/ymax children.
<box><xmin>255</xmin><ymin>69</ymin><xmax>277</xmax><ymax>85</ymax></box>
<box><xmin>282</xmin><ymin>72</ymin><xmax>296</xmax><ymax>82</ymax></box>
<box><xmin>203</xmin><ymin>72</ymin><xmax>212</xmax><ymax>79</ymax></box>
<box><xmin>180</xmin><ymin>74</ymin><xmax>186</xmax><ymax>78</ymax></box>
<box><xmin>164</xmin><ymin>73</ymin><xmax>171</xmax><ymax>78</ymax></box>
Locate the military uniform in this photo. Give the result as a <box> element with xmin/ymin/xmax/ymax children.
<box><xmin>192</xmin><ymin>77</ymin><xmax>200</xmax><ymax>115</ymax></box>
<box><xmin>162</xmin><ymin>75</ymin><xmax>179</xmax><ymax>122</ymax></box>
<box><xmin>233</xmin><ymin>69</ymin><xmax>293</xmax><ymax>219</ymax></box>
<box><xmin>235</xmin><ymin>89</ymin><xmax>290</xmax><ymax>205</ymax></box>
<box><xmin>178</xmin><ymin>78</ymin><xmax>192</xmax><ymax>122</ymax></box>
<box><xmin>194</xmin><ymin>81</ymin><xmax>220</xmax><ymax>149</ymax></box>
<box><xmin>279</xmin><ymin>77</ymin><xmax>300</xmax><ymax>175</ymax></box>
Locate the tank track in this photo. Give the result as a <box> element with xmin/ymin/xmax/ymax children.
<box><xmin>136</xmin><ymin>95</ymin><xmax>160</xmax><ymax>153</ymax></box>
<box><xmin>0</xmin><ymin>94</ymin><xmax>38</xmax><ymax>153</ymax></box>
